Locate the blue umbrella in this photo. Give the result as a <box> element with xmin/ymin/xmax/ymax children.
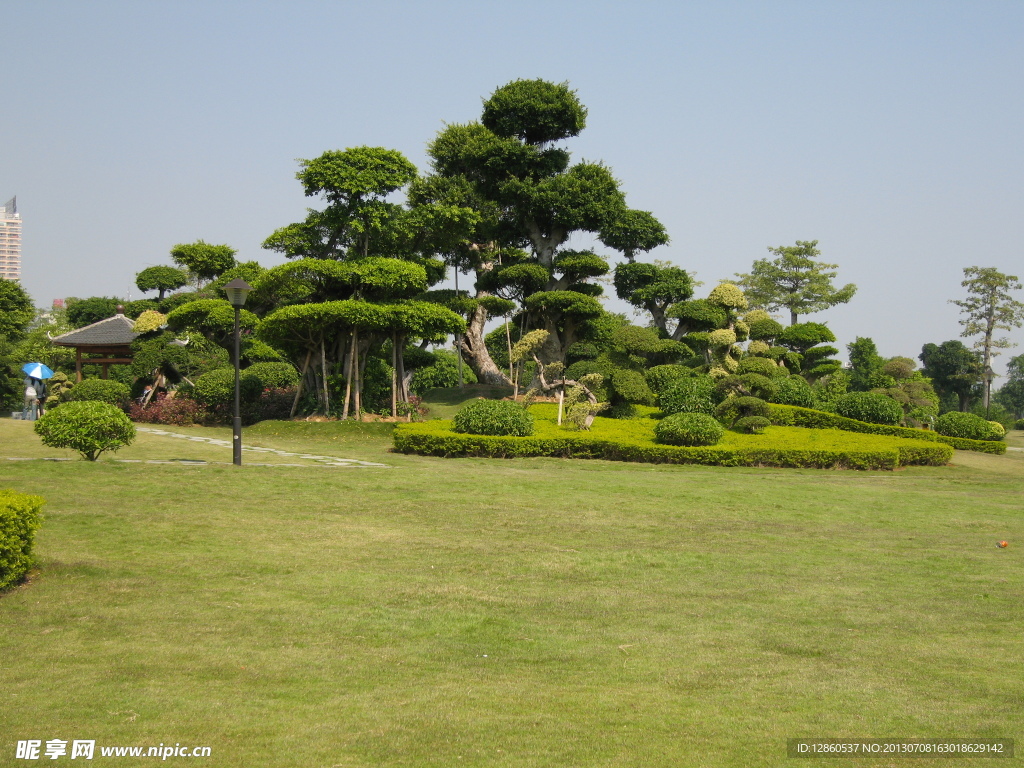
<box><xmin>22</xmin><ymin>362</ymin><xmax>55</xmax><ymax>380</ymax></box>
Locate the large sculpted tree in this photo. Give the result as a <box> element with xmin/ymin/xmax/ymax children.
<box><xmin>919</xmin><ymin>340</ymin><xmax>982</xmax><ymax>412</ymax></box>
<box><xmin>170</xmin><ymin>241</ymin><xmax>238</xmax><ymax>285</ymax></box>
<box><xmin>736</xmin><ymin>240</ymin><xmax>856</xmax><ymax>326</ymax></box>
<box><xmin>950</xmin><ymin>266</ymin><xmax>1024</xmax><ymax>409</ymax></box>
<box><xmin>417</xmin><ymin>79</ymin><xmax>669</xmax><ymax>379</ymax></box>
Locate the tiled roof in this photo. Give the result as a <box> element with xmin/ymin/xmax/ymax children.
<box><xmin>51</xmin><ymin>314</ymin><xmax>139</xmax><ymax>347</ymax></box>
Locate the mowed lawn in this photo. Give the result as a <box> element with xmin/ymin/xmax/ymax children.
<box><xmin>0</xmin><ymin>417</ymin><xmax>1022</xmax><ymax>767</ymax></box>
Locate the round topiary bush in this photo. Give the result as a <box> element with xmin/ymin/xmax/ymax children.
<box><xmin>737</xmin><ymin>356</ymin><xmax>783</xmax><ymax>378</ymax></box>
<box><xmin>715</xmin><ymin>396</ymin><xmax>770</xmax><ymax>427</ymax></box>
<box><xmin>733</xmin><ymin>416</ymin><xmax>771</xmax><ymax>434</ymax></box>
<box><xmin>834</xmin><ymin>392</ymin><xmax>903</xmax><ymax>425</ymax></box>
<box><xmin>1015</xmin><ymin>418</ymin><xmax>1024</xmax><ymax>431</ymax></box>
<box><xmin>644</xmin><ymin>365</ymin><xmax>694</xmax><ymax>398</ymax></box>
<box><xmin>986</xmin><ymin>420</ymin><xmax>1006</xmax><ymax>439</ymax></box>
<box><xmin>610</xmin><ymin>368</ymin><xmax>655</xmax><ymax>406</ymax></box>
<box><xmin>934</xmin><ymin>411</ymin><xmax>993</xmax><ymax>440</ymax></box>
<box><xmin>34</xmin><ymin>401</ymin><xmax>136</xmax><ymax>461</ymax></box>
<box><xmin>453</xmin><ymin>399</ymin><xmax>534</xmax><ymax>436</ymax></box>
<box><xmin>65</xmin><ymin>379</ymin><xmax>131</xmax><ymax>406</ymax></box>
<box><xmin>192</xmin><ymin>367</ymin><xmax>261</xmax><ymax>407</ymax></box>
<box><xmin>660</xmin><ymin>376</ymin><xmax>717</xmax><ymax>416</ymax></box>
<box><xmin>654</xmin><ymin>412</ymin><xmax>724</xmax><ymax>446</ymax></box>
<box><xmin>242</xmin><ymin>362</ymin><xmax>300</xmax><ymax>390</ymax></box>
<box><xmin>770</xmin><ymin>376</ymin><xmax>817</xmax><ymax>408</ymax></box>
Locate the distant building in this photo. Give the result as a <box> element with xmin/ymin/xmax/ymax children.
<box><xmin>0</xmin><ymin>196</ymin><xmax>21</xmax><ymax>281</ymax></box>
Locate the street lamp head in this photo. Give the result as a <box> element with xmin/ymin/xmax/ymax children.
<box><xmin>983</xmin><ymin>365</ymin><xmax>995</xmax><ymax>384</ymax></box>
<box><xmin>224</xmin><ymin>278</ymin><xmax>253</xmax><ymax>309</ymax></box>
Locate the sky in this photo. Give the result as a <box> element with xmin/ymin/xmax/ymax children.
<box><xmin>3</xmin><ymin>0</ymin><xmax>1022</xmax><ymax>373</ymax></box>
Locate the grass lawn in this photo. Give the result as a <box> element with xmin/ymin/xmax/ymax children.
<box><xmin>1</xmin><ymin>416</ymin><xmax>1022</xmax><ymax>767</ymax></box>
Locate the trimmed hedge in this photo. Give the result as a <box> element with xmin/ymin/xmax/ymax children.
<box><xmin>65</xmin><ymin>379</ymin><xmax>131</xmax><ymax>406</ymax></box>
<box><xmin>659</xmin><ymin>376</ymin><xmax>717</xmax><ymax>415</ymax></box>
<box><xmin>394</xmin><ymin>419</ymin><xmax>952</xmax><ymax>470</ymax></box>
<box><xmin>934</xmin><ymin>435</ymin><xmax>1007</xmax><ymax>454</ymax></box>
<box><xmin>243</xmin><ymin>362</ymin><xmax>300</xmax><ymax>390</ymax></box>
<box><xmin>0</xmin><ymin>489</ymin><xmax>44</xmax><ymax>591</ymax></box>
<box><xmin>453</xmin><ymin>399</ymin><xmax>533</xmax><ymax>436</ymax></box>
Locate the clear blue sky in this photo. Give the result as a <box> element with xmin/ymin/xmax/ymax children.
<box><xmin>3</xmin><ymin>1</ymin><xmax>1022</xmax><ymax>372</ymax></box>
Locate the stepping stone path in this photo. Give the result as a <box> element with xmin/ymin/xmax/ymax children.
<box><xmin>134</xmin><ymin>427</ymin><xmax>390</xmax><ymax>467</ymax></box>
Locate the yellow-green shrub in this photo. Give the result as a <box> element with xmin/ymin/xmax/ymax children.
<box><xmin>0</xmin><ymin>490</ymin><xmax>44</xmax><ymax>591</ymax></box>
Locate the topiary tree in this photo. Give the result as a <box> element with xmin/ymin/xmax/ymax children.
<box><xmin>34</xmin><ymin>401</ymin><xmax>136</xmax><ymax>461</ymax></box>
<box><xmin>654</xmin><ymin>412</ymin><xmax>724</xmax><ymax>446</ymax></box>
<box><xmin>453</xmin><ymin>399</ymin><xmax>534</xmax><ymax>436</ymax></box>
<box><xmin>170</xmin><ymin>241</ymin><xmax>238</xmax><ymax>286</ymax></box>
<box><xmin>715</xmin><ymin>396</ymin><xmax>770</xmax><ymax>428</ymax></box>
<box><xmin>834</xmin><ymin>391</ymin><xmax>904</xmax><ymax>425</ymax></box>
<box><xmin>135</xmin><ymin>266</ymin><xmax>189</xmax><ymax>299</ymax></box>
<box><xmin>733</xmin><ymin>416</ymin><xmax>771</xmax><ymax>434</ymax></box>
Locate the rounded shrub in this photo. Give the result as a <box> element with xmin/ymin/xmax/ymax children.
<box><xmin>654</xmin><ymin>412</ymin><xmax>724</xmax><ymax>446</ymax></box>
<box><xmin>715</xmin><ymin>396</ymin><xmax>770</xmax><ymax>427</ymax></box>
<box><xmin>66</xmin><ymin>379</ymin><xmax>131</xmax><ymax>406</ymax></box>
<box><xmin>660</xmin><ymin>375</ymin><xmax>717</xmax><ymax>416</ymax></box>
<box><xmin>645</xmin><ymin>365</ymin><xmax>694</xmax><ymax>398</ymax></box>
<box><xmin>771</xmin><ymin>376</ymin><xmax>817</xmax><ymax>408</ymax></box>
<box><xmin>986</xmin><ymin>420</ymin><xmax>1006</xmax><ymax>439</ymax></box>
<box><xmin>453</xmin><ymin>399</ymin><xmax>534</xmax><ymax>437</ymax></box>
<box><xmin>834</xmin><ymin>392</ymin><xmax>903</xmax><ymax>425</ymax></box>
<box><xmin>243</xmin><ymin>362</ymin><xmax>300</xmax><ymax>390</ymax></box>
<box><xmin>192</xmin><ymin>367</ymin><xmax>261</xmax><ymax>407</ymax></box>
<box><xmin>610</xmin><ymin>369</ymin><xmax>655</xmax><ymax>406</ymax></box>
<box><xmin>733</xmin><ymin>416</ymin><xmax>771</xmax><ymax>434</ymax></box>
<box><xmin>1015</xmin><ymin>418</ymin><xmax>1024</xmax><ymax>431</ymax></box>
<box><xmin>34</xmin><ymin>401</ymin><xmax>136</xmax><ymax>461</ymax></box>
<box><xmin>934</xmin><ymin>411</ymin><xmax>993</xmax><ymax>440</ymax></box>
<box><xmin>737</xmin><ymin>356</ymin><xmax>784</xmax><ymax>378</ymax></box>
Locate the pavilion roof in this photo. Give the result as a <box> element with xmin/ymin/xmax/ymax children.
<box><xmin>51</xmin><ymin>314</ymin><xmax>139</xmax><ymax>347</ymax></box>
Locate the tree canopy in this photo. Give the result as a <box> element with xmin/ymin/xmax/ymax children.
<box><xmin>735</xmin><ymin>240</ymin><xmax>856</xmax><ymax>325</ymax></box>
<box><xmin>170</xmin><ymin>241</ymin><xmax>238</xmax><ymax>283</ymax></box>
<box><xmin>135</xmin><ymin>266</ymin><xmax>189</xmax><ymax>299</ymax></box>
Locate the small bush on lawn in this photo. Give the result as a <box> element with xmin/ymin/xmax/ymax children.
<box><xmin>65</xmin><ymin>379</ymin><xmax>131</xmax><ymax>406</ymax></box>
<box><xmin>734</xmin><ymin>416</ymin><xmax>771</xmax><ymax>434</ymax></box>
<box><xmin>128</xmin><ymin>397</ymin><xmax>206</xmax><ymax>426</ymax></box>
<box><xmin>654</xmin><ymin>412</ymin><xmax>724</xmax><ymax>446</ymax></box>
<box><xmin>771</xmin><ymin>376</ymin><xmax>817</xmax><ymax>408</ymax></box>
<box><xmin>0</xmin><ymin>489</ymin><xmax>44</xmax><ymax>591</ymax></box>
<box><xmin>986</xmin><ymin>420</ymin><xmax>1005</xmax><ymax>438</ymax></box>
<box><xmin>660</xmin><ymin>375</ymin><xmax>717</xmax><ymax>415</ymax></box>
<box><xmin>935</xmin><ymin>411</ymin><xmax>995</xmax><ymax>441</ymax></box>
<box><xmin>645</xmin><ymin>365</ymin><xmax>695</xmax><ymax>398</ymax></box>
<box><xmin>1016</xmin><ymin>418</ymin><xmax>1024</xmax><ymax>430</ymax></box>
<box><xmin>34</xmin><ymin>401</ymin><xmax>136</xmax><ymax>461</ymax></box>
<box><xmin>453</xmin><ymin>399</ymin><xmax>534</xmax><ymax>436</ymax></box>
<box><xmin>834</xmin><ymin>392</ymin><xmax>903</xmax><ymax>425</ymax></box>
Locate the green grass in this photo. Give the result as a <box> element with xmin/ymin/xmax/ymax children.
<box><xmin>1</xmin><ymin>418</ymin><xmax>1022</xmax><ymax>766</ymax></box>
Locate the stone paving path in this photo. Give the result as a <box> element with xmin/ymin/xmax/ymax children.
<box><xmin>4</xmin><ymin>427</ymin><xmax>390</xmax><ymax>468</ymax></box>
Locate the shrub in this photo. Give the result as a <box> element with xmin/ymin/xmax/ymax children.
<box><xmin>716</xmin><ymin>396</ymin><xmax>770</xmax><ymax>427</ymax></box>
<box><xmin>610</xmin><ymin>368</ymin><xmax>655</xmax><ymax>406</ymax></box>
<box><xmin>733</xmin><ymin>416</ymin><xmax>771</xmax><ymax>434</ymax></box>
<box><xmin>453</xmin><ymin>399</ymin><xmax>534</xmax><ymax>436</ymax></box>
<box><xmin>192</xmin><ymin>367</ymin><xmax>261</xmax><ymax>407</ymax></box>
<box><xmin>660</xmin><ymin>375</ymin><xmax>717</xmax><ymax>416</ymax></box>
<box><xmin>0</xmin><ymin>489</ymin><xmax>44</xmax><ymax>591</ymax></box>
<box><xmin>935</xmin><ymin>411</ymin><xmax>996</xmax><ymax>441</ymax></box>
<box><xmin>834</xmin><ymin>392</ymin><xmax>903</xmax><ymax>425</ymax></box>
<box><xmin>34</xmin><ymin>401</ymin><xmax>136</xmax><ymax>460</ymax></box>
<box><xmin>243</xmin><ymin>362</ymin><xmax>299</xmax><ymax>390</ymax></box>
<box><xmin>654</xmin><ymin>412</ymin><xmax>724</xmax><ymax>446</ymax></box>
<box><xmin>128</xmin><ymin>396</ymin><xmax>206</xmax><ymax>426</ymax></box>
<box><xmin>737</xmin><ymin>357</ymin><xmax>784</xmax><ymax>378</ymax></box>
<box><xmin>771</xmin><ymin>376</ymin><xmax>817</xmax><ymax>408</ymax></box>
<box><xmin>1016</xmin><ymin>418</ymin><xmax>1024</xmax><ymax>430</ymax></box>
<box><xmin>645</xmin><ymin>365</ymin><xmax>694</xmax><ymax>397</ymax></box>
<box><xmin>65</xmin><ymin>379</ymin><xmax>131</xmax><ymax>406</ymax></box>
<box><xmin>986</xmin><ymin>420</ymin><xmax>1005</xmax><ymax>438</ymax></box>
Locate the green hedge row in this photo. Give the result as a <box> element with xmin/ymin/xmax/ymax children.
<box><xmin>766</xmin><ymin>404</ymin><xmax>939</xmax><ymax>440</ymax></box>
<box><xmin>934</xmin><ymin>435</ymin><xmax>1008</xmax><ymax>454</ymax></box>
<box><xmin>393</xmin><ymin>421</ymin><xmax>952</xmax><ymax>471</ymax></box>
<box><xmin>0</xmin><ymin>489</ymin><xmax>44</xmax><ymax>591</ymax></box>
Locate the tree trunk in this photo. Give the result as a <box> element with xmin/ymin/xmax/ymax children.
<box><xmin>462</xmin><ymin>302</ymin><xmax>512</xmax><ymax>385</ymax></box>
<box><xmin>290</xmin><ymin>349</ymin><xmax>312</xmax><ymax>418</ymax></box>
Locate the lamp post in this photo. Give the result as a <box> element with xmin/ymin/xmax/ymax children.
<box><xmin>983</xmin><ymin>365</ymin><xmax>995</xmax><ymax>420</ymax></box>
<box><xmin>224</xmin><ymin>278</ymin><xmax>253</xmax><ymax>465</ymax></box>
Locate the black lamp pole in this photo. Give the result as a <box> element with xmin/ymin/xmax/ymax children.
<box><xmin>224</xmin><ymin>278</ymin><xmax>253</xmax><ymax>466</ymax></box>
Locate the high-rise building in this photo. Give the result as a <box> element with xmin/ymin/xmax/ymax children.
<box><xmin>0</xmin><ymin>196</ymin><xmax>21</xmax><ymax>281</ymax></box>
